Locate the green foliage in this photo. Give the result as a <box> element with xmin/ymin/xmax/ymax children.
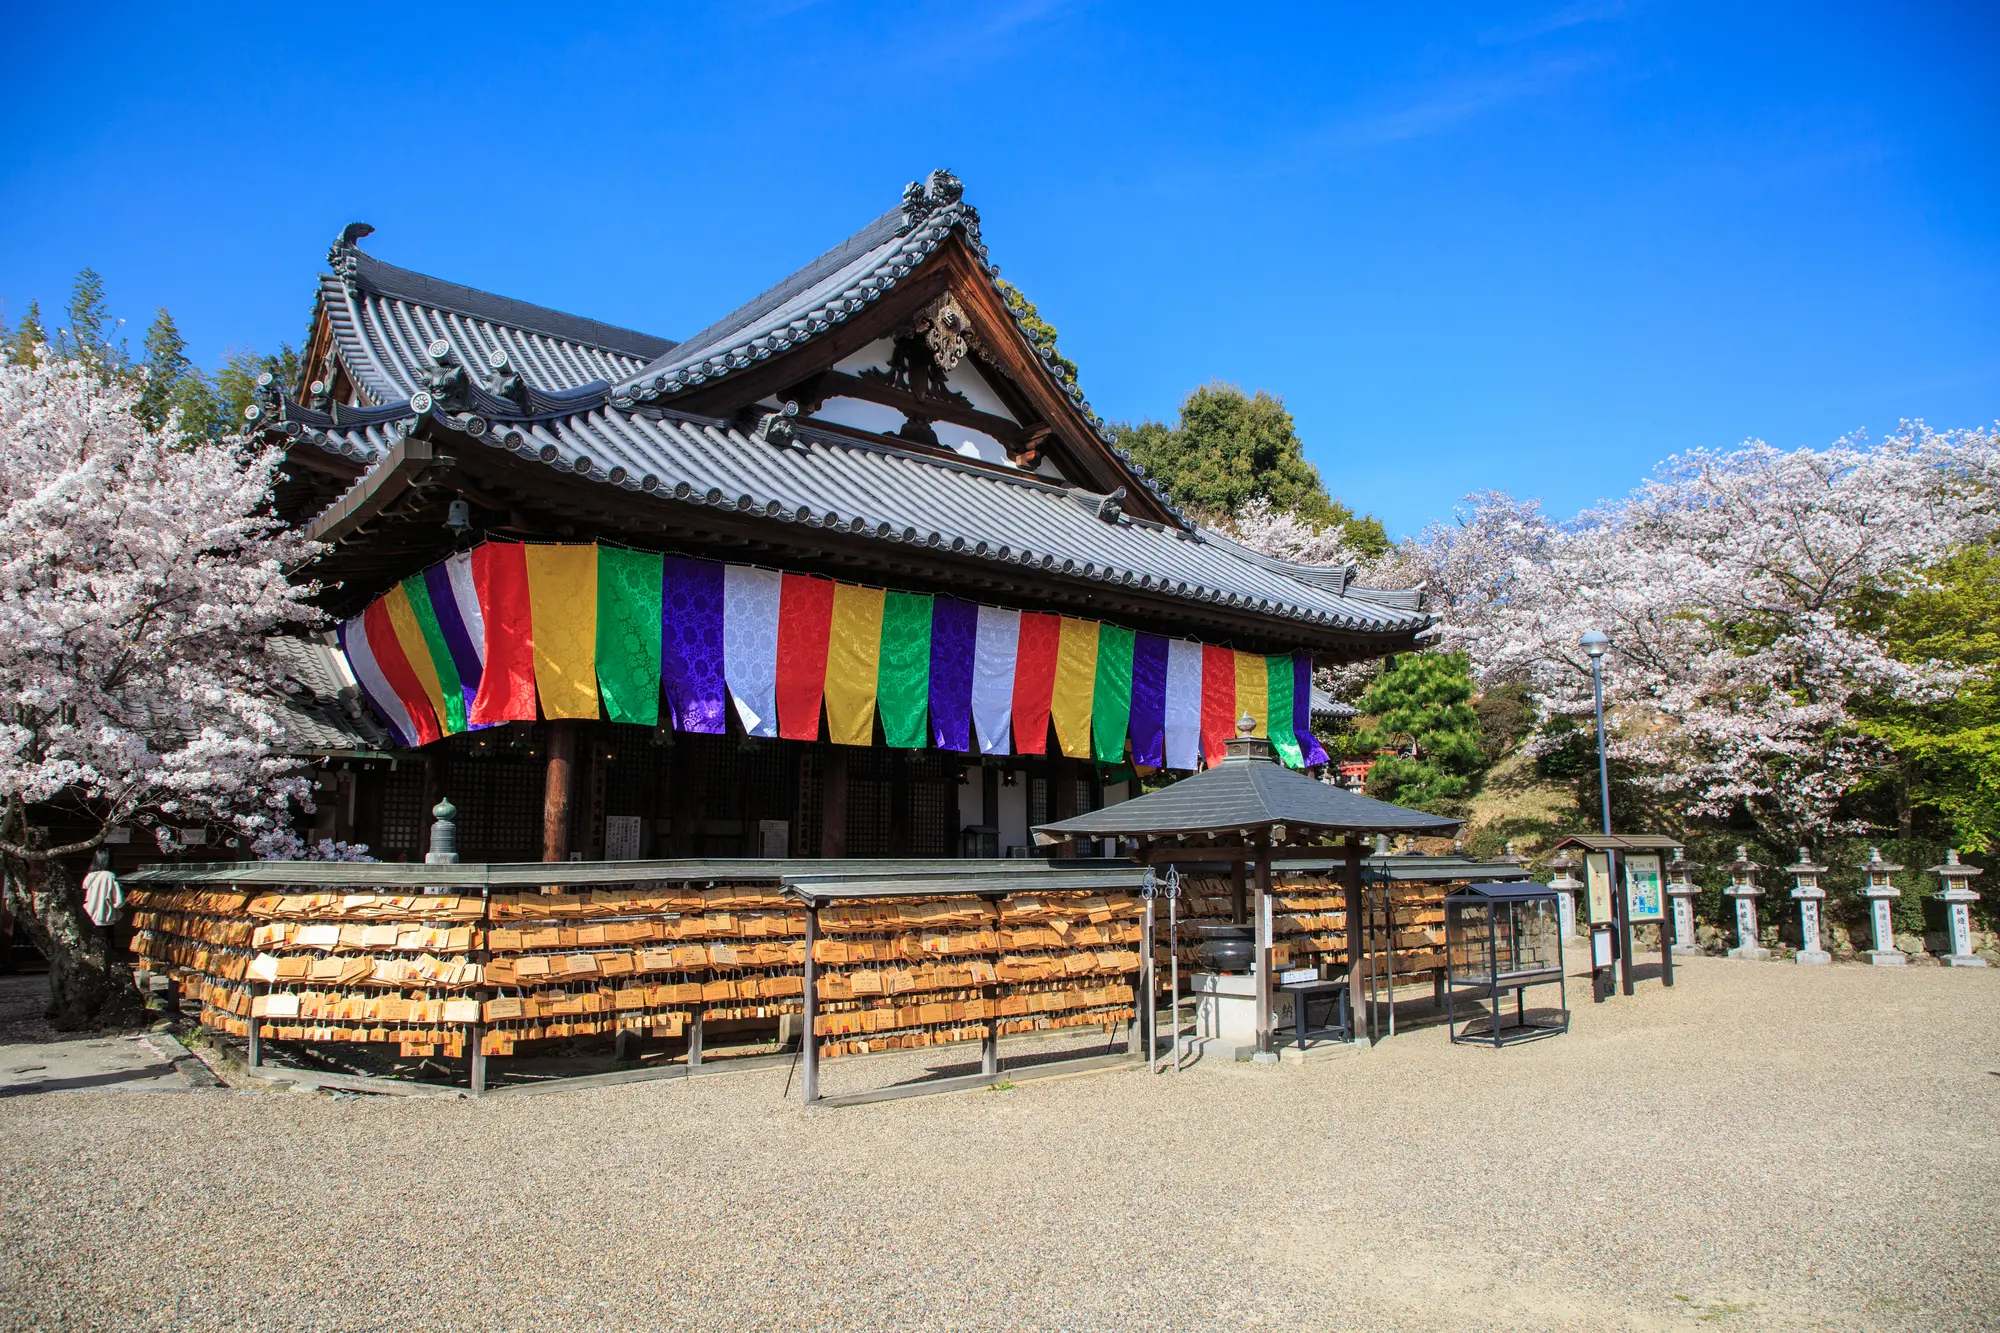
<box><xmin>5</xmin><ymin>300</ymin><xmax>47</xmax><ymax>364</ymax></box>
<box><xmin>995</xmin><ymin>279</ymin><xmax>1077</xmax><ymax>391</ymax></box>
<box><xmin>226</xmin><ymin>345</ymin><xmax>300</xmax><ymax>421</ymax></box>
<box><xmin>57</xmin><ymin>269</ymin><xmax>123</xmax><ymax>371</ymax></box>
<box><xmin>1857</xmin><ymin>542</ymin><xmax>2000</xmax><ymax>852</ymax></box>
<box><xmin>1357</xmin><ymin>651</ymin><xmax>1484</xmax><ymax>810</ymax></box>
<box><xmin>9</xmin><ymin>268</ymin><xmax>298</xmax><ymax>446</ymax></box>
<box><xmin>1114</xmin><ymin>383</ymin><xmax>1387</xmax><ymax>556</ymax></box>
<box><xmin>135</xmin><ymin>308</ymin><xmax>194</xmax><ymax>433</ymax></box>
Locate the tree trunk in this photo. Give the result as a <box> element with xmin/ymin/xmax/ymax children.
<box><xmin>1</xmin><ymin>854</ymin><xmax>143</xmax><ymax>1029</ymax></box>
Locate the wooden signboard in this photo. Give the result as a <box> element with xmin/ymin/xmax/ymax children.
<box><xmin>1623</xmin><ymin>854</ymin><xmax>1664</xmax><ymax>922</ymax></box>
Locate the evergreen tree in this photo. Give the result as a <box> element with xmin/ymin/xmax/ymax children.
<box><xmin>57</xmin><ymin>268</ymin><xmax>124</xmax><ymax>374</ymax></box>
<box><xmin>1856</xmin><ymin>540</ymin><xmax>2000</xmax><ymax>850</ymax></box>
<box><xmin>213</xmin><ymin>344</ymin><xmax>299</xmax><ymax>429</ymax></box>
<box><xmin>996</xmin><ymin>279</ymin><xmax>1078</xmax><ymax>392</ymax></box>
<box><xmin>1114</xmin><ymin>383</ymin><xmax>1388</xmax><ymax>555</ymax></box>
<box><xmin>1356</xmin><ymin>651</ymin><xmax>1485</xmax><ymax>810</ymax></box>
<box><xmin>135</xmin><ymin>308</ymin><xmax>196</xmax><ymax>432</ymax></box>
<box><xmin>7</xmin><ymin>300</ymin><xmax>48</xmax><ymax>365</ymax></box>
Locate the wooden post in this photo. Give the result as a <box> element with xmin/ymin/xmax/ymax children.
<box><xmin>686</xmin><ymin>1012</ymin><xmax>703</xmax><ymax>1068</ymax></box>
<box><xmin>1343</xmin><ymin>835</ymin><xmax>1365</xmax><ymax>1046</ymax></box>
<box><xmin>1230</xmin><ymin>858</ymin><xmax>1247</xmax><ymax>924</ymax></box>
<box><xmin>470</xmin><ymin>889</ymin><xmax>490</xmax><ymax>1096</ymax></box>
<box><xmin>542</xmin><ymin>720</ymin><xmax>577</xmax><ymax>863</ymax></box>
<box><xmin>246</xmin><ymin>1014</ymin><xmax>261</xmax><ymax>1070</ymax></box>
<box><xmin>801</xmin><ymin>904</ymin><xmax>820</xmax><ymax>1104</ymax></box>
<box><xmin>1253</xmin><ymin>835</ymin><xmax>1276</xmax><ymax>1064</ymax></box>
<box><xmin>1616</xmin><ymin>849</ymin><xmax>1636</xmax><ymax>997</ymax></box>
<box><xmin>820</xmin><ymin>747</ymin><xmax>848</xmax><ymax>859</ymax></box>
<box><xmin>1143</xmin><ymin>890</ymin><xmax>1158</xmax><ymax>1070</ymax></box>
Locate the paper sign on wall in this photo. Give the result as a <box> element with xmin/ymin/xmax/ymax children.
<box><xmin>603</xmin><ymin>815</ymin><xmax>642</xmax><ymax>861</ymax></box>
<box><xmin>1585</xmin><ymin>851</ymin><xmax>1614</xmax><ymax>925</ymax></box>
<box><xmin>1624</xmin><ymin>854</ymin><xmax>1664</xmax><ymax>922</ymax></box>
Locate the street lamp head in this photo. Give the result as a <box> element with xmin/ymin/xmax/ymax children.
<box><xmin>1579</xmin><ymin>630</ymin><xmax>1610</xmax><ymax>659</ymax></box>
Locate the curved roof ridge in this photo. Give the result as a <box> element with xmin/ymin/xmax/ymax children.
<box><xmin>342</xmin><ymin>249</ymin><xmax>677</xmax><ymax>361</ymax></box>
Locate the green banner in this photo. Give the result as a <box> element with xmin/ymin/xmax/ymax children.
<box><xmin>596</xmin><ymin>546</ymin><xmax>664</xmax><ymax>725</ymax></box>
<box><xmin>877</xmin><ymin>590</ymin><xmax>934</xmax><ymax>748</ymax></box>
<box><xmin>400</xmin><ymin>574</ymin><xmax>467</xmax><ymax>734</ymax></box>
<box><xmin>1091</xmin><ymin>624</ymin><xmax>1135</xmax><ymax>763</ymax></box>
<box><xmin>1265</xmin><ymin>653</ymin><xmax>1302</xmax><ymax>768</ymax></box>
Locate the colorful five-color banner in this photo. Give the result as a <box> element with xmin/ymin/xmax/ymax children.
<box><xmin>336</xmin><ymin>542</ymin><xmax>1331</xmax><ymax>771</ymax></box>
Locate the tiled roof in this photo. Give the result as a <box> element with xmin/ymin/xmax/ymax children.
<box><xmin>265</xmin><ymin>636</ymin><xmax>392</xmax><ymax>754</ymax></box>
<box><xmin>1034</xmin><ymin>740</ymin><xmax>1461</xmax><ymax>839</ymax></box>
<box><xmin>606</xmin><ymin>170</ymin><xmax>1189</xmax><ymax>525</ymax></box>
<box><xmin>452</xmin><ymin>407</ymin><xmax>1430</xmax><ymax>634</ymax></box>
<box><xmin>275</xmin><ymin>177</ymin><xmax>1431</xmax><ymax>644</ymax></box>
<box><xmin>320</xmin><ymin>247</ymin><xmax>673</xmax><ymax>405</ymax></box>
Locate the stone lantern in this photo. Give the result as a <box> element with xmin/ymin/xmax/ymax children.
<box><xmin>1927</xmin><ymin>850</ymin><xmax>1987</xmax><ymax>968</ymax></box>
<box><xmin>1856</xmin><ymin>847</ymin><xmax>1905</xmax><ymax>966</ymax></box>
<box><xmin>1723</xmin><ymin>846</ymin><xmax>1770</xmax><ymax>961</ymax></box>
<box><xmin>1665</xmin><ymin>850</ymin><xmax>1702</xmax><ymax>956</ymax></box>
<box><xmin>1546</xmin><ymin>849</ymin><xmax>1584</xmax><ymax>940</ymax></box>
<box><xmin>1783</xmin><ymin>847</ymin><xmax>1831</xmax><ymax>965</ymax></box>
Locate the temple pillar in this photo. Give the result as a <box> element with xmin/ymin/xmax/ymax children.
<box><xmin>821</xmin><ymin>746</ymin><xmax>848</xmax><ymax>859</ymax></box>
<box><xmin>542</xmin><ymin>720</ymin><xmax>577</xmax><ymax>863</ymax></box>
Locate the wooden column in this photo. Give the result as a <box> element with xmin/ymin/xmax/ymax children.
<box><xmin>1052</xmin><ymin>754</ymin><xmax>1078</xmax><ymax>821</ymax></box>
<box><xmin>1616</xmin><ymin>848</ymin><xmax>1637</xmax><ymax>997</ymax></box>
<box><xmin>1343</xmin><ymin>834</ymin><xmax>1365</xmax><ymax>1045</ymax></box>
<box><xmin>1253</xmin><ymin>835</ymin><xmax>1275</xmax><ymax>1062</ymax></box>
<box><xmin>1230</xmin><ymin>859</ymin><xmax>1248</xmax><ymax>924</ymax></box>
<box><xmin>542</xmin><ymin>720</ymin><xmax>577</xmax><ymax>863</ymax></box>
<box><xmin>820</xmin><ymin>747</ymin><xmax>849</xmax><ymax>858</ymax></box>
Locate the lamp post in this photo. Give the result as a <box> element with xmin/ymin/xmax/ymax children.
<box><xmin>1546</xmin><ymin>850</ymin><xmax>1584</xmax><ymax>941</ymax></box>
<box><xmin>1666</xmin><ymin>851</ymin><xmax>1702</xmax><ymax>956</ymax></box>
<box><xmin>1856</xmin><ymin>847</ymin><xmax>1905</xmax><ymax>966</ymax></box>
<box><xmin>1927</xmin><ymin>850</ymin><xmax>1988</xmax><ymax>968</ymax></box>
<box><xmin>1579</xmin><ymin>631</ymin><xmax>1612</xmax><ymax>837</ymax></box>
<box><xmin>1723</xmin><ymin>846</ymin><xmax>1770</xmax><ymax>961</ymax></box>
<box><xmin>1784</xmin><ymin>847</ymin><xmax>1831</xmax><ymax>965</ymax></box>
<box><xmin>1578</xmin><ymin>630</ymin><xmax>1636</xmax><ymax>994</ymax></box>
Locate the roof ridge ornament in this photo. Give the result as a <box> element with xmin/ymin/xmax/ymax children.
<box><xmin>898</xmin><ymin>169</ymin><xmax>967</xmax><ymax>234</ymax></box>
<box><xmin>328</xmin><ymin>221</ymin><xmax>374</xmax><ymax>280</ymax></box>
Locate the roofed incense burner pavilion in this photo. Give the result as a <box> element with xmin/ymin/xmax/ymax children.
<box><xmin>258</xmin><ymin>171</ymin><xmax>1427</xmax><ymax>863</ymax></box>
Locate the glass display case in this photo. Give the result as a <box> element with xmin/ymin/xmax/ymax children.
<box><xmin>1443</xmin><ymin>882</ymin><xmax>1570</xmax><ymax>1047</ymax></box>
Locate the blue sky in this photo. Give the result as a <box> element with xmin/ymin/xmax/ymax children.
<box><xmin>3</xmin><ymin>2</ymin><xmax>1994</xmax><ymax>537</ymax></box>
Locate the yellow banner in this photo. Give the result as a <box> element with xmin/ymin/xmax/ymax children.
<box><xmin>824</xmin><ymin>584</ymin><xmax>885</xmax><ymax>745</ymax></box>
<box><xmin>1234</xmin><ymin>650</ymin><xmax>1269</xmax><ymax>738</ymax></box>
<box><xmin>1051</xmin><ymin>617</ymin><xmax>1100</xmax><ymax>759</ymax></box>
<box><xmin>382</xmin><ymin>585</ymin><xmax>450</xmax><ymax>732</ymax></box>
<box><xmin>524</xmin><ymin>544</ymin><xmax>600</xmax><ymax>719</ymax></box>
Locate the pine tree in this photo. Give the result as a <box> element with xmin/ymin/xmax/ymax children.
<box><xmin>135</xmin><ymin>308</ymin><xmax>195</xmax><ymax>432</ymax></box>
<box><xmin>1356</xmin><ymin>651</ymin><xmax>1486</xmax><ymax>810</ymax></box>
<box><xmin>1114</xmin><ymin>383</ymin><xmax>1388</xmax><ymax>555</ymax></box>
<box><xmin>57</xmin><ymin>269</ymin><xmax>124</xmax><ymax>374</ymax></box>
<box><xmin>6</xmin><ymin>300</ymin><xmax>47</xmax><ymax>365</ymax></box>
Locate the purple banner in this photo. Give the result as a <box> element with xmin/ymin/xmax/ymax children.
<box><xmin>929</xmin><ymin>596</ymin><xmax>977</xmax><ymax>752</ymax></box>
<box><xmin>1129</xmin><ymin>632</ymin><xmax>1168</xmax><ymax>767</ymax></box>
<box><xmin>423</xmin><ymin>563</ymin><xmax>483</xmax><ymax>711</ymax></box>
<box><xmin>1294</xmin><ymin>653</ymin><xmax>1328</xmax><ymax>766</ymax></box>
<box><xmin>661</xmin><ymin>557</ymin><xmax>727</xmax><ymax>734</ymax></box>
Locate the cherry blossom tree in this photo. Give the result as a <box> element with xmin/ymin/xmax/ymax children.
<box><xmin>1440</xmin><ymin>425</ymin><xmax>2000</xmax><ymax>841</ymax></box>
<box><xmin>0</xmin><ymin>354</ymin><xmax>323</xmax><ymax>1025</ymax></box>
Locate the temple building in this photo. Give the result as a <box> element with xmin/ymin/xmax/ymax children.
<box><xmin>257</xmin><ymin>170</ymin><xmax>1427</xmax><ymax>864</ymax></box>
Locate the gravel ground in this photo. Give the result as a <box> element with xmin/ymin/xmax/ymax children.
<box><xmin>1</xmin><ymin>955</ymin><xmax>1994</xmax><ymax>1333</ymax></box>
